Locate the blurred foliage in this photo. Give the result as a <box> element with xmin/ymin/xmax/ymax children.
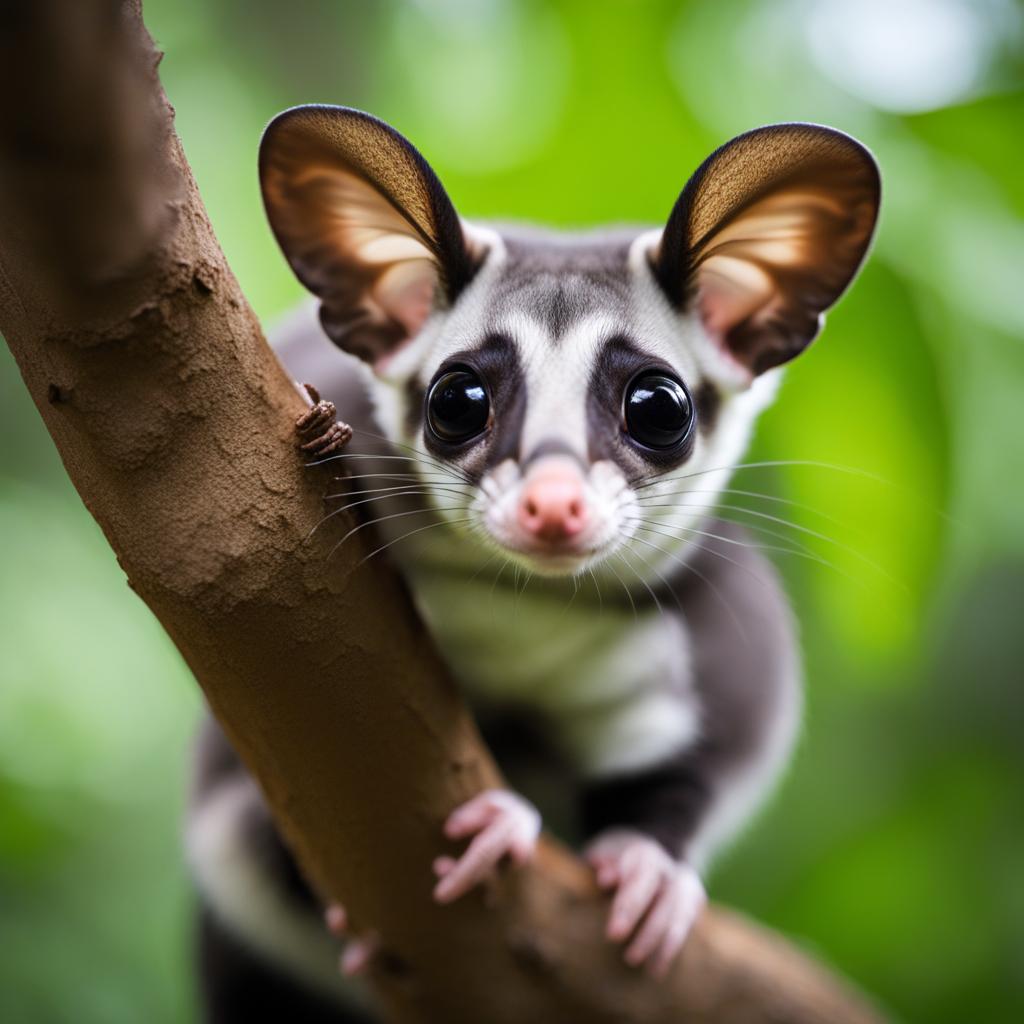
<box><xmin>2</xmin><ymin>1</ymin><xmax>1023</xmax><ymax>1021</ymax></box>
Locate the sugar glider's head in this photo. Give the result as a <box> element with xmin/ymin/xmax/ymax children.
<box><xmin>261</xmin><ymin>106</ymin><xmax>879</xmax><ymax>578</ymax></box>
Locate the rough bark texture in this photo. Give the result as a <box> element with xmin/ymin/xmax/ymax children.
<box><xmin>0</xmin><ymin>3</ymin><xmax>885</xmax><ymax>1022</ymax></box>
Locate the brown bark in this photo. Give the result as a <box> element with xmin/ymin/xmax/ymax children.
<box><xmin>0</xmin><ymin>3</ymin><xmax>885</xmax><ymax>1022</ymax></box>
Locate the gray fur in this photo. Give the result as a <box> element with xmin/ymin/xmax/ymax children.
<box><xmin>487</xmin><ymin>226</ymin><xmax>635</xmax><ymax>339</ymax></box>
<box><xmin>188</xmin><ymin>299</ymin><xmax>799</xmax><ymax>1015</ymax></box>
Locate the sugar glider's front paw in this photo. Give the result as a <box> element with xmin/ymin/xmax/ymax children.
<box><xmin>324</xmin><ymin>903</ymin><xmax>381</xmax><ymax>977</ymax></box>
<box><xmin>432</xmin><ymin>789</ymin><xmax>541</xmax><ymax>904</ymax></box>
<box><xmin>585</xmin><ymin>830</ymin><xmax>706</xmax><ymax>978</ymax></box>
<box><xmin>295</xmin><ymin>382</ymin><xmax>352</xmax><ymax>459</ymax></box>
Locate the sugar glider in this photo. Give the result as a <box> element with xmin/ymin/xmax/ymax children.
<box><xmin>186</xmin><ymin>106</ymin><xmax>879</xmax><ymax>1022</ymax></box>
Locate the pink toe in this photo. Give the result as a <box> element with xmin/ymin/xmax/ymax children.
<box><xmin>340</xmin><ymin>941</ymin><xmax>370</xmax><ymax>976</ymax></box>
<box><xmin>324</xmin><ymin>904</ymin><xmax>347</xmax><ymax>935</ymax></box>
<box><xmin>433</xmin><ymin>856</ymin><xmax>455</xmax><ymax>877</ymax></box>
<box><xmin>433</xmin><ymin>877</ymin><xmax>458</xmax><ymax>903</ymax></box>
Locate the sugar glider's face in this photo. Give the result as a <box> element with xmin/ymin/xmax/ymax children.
<box><xmin>261</xmin><ymin>107</ymin><xmax>879</xmax><ymax>577</ymax></box>
<box><xmin>378</xmin><ymin>228</ymin><xmax>746</xmax><ymax>577</ymax></box>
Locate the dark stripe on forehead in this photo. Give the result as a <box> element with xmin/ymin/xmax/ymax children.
<box><xmin>492</xmin><ymin>230</ymin><xmax>634</xmax><ymax>340</ymax></box>
<box><xmin>499</xmin><ymin>274</ymin><xmax>624</xmax><ymax>339</ymax></box>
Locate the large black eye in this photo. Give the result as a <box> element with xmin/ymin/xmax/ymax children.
<box><xmin>624</xmin><ymin>372</ymin><xmax>694</xmax><ymax>450</ymax></box>
<box><xmin>426</xmin><ymin>368</ymin><xmax>490</xmax><ymax>443</ymax></box>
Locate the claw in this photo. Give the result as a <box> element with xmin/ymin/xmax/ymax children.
<box><xmin>295</xmin><ymin>382</ymin><xmax>352</xmax><ymax>458</ymax></box>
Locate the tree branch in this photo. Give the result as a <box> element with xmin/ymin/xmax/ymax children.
<box><xmin>0</xmin><ymin>3</ymin><xmax>884</xmax><ymax>1021</ymax></box>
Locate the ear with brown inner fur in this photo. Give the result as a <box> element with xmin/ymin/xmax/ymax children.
<box><xmin>653</xmin><ymin>123</ymin><xmax>880</xmax><ymax>376</ymax></box>
<box><xmin>259</xmin><ymin>104</ymin><xmax>478</xmax><ymax>366</ymax></box>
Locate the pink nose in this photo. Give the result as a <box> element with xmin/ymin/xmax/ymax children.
<box><xmin>517</xmin><ymin>463</ymin><xmax>588</xmax><ymax>543</ymax></box>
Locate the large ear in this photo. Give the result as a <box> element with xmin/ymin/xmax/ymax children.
<box><xmin>652</xmin><ymin>124</ymin><xmax>880</xmax><ymax>377</ymax></box>
<box><xmin>259</xmin><ymin>105</ymin><xmax>478</xmax><ymax>365</ymax></box>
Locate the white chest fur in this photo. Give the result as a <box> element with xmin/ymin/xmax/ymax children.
<box><xmin>405</xmin><ymin>563</ymin><xmax>701</xmax><ymax>778</ymax></box>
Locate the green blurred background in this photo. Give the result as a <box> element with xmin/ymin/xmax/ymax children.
<box><xmin>2</xmin><ymin>0</ymin><xmax>1023</xmax><ymax>1020</ymax></box>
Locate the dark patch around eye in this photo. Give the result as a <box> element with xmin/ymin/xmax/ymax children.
<box><xmin>587</xmin><ymin>336</ymin><xmax>697</xmax><ymax>481</ymax></box>
<box><xmin>694</xmin><ymin>381</ymin><xmax>720</xmax><ymax>434</ymax></box>
<box><xmin>421</xmin><ymin>333</ymin><xmax>526</xmax><ymax>482</ymax></box>
<box><xmin>404</xmin><ymin>378</ymin><xmax>425</xmax><ymax>438</ymax></box>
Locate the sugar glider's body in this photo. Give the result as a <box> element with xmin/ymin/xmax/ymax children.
<box><xmin>190</xmin><ymin>301</ymin><xmax>800</xmax><ymax>1022</ymax></box>
<box><xmin>187</xmin><ymin>108</ymin><xmax>879</xmax><ymax>1020</ymax></box>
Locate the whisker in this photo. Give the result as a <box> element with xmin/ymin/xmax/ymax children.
<box><xmin>626</xmin><ymin>517</ymin><xmax>851</xmax><ymax>584</ymax></box>
<box><xmin>629</xmin><ymin>515</ymin><xmax>799</xmax><ymax>558</ymax></box>
<box><xmin>710</xmin><ymin>502</ymin><xmax>898</xmax><ymax>587</ymax></box>
<box><xmin>346</xmin><ymin>426</ymin><xmax>476</xmax><ymax>485</ymax></box>
<box><xmin>627</xmin><ymin>520</ymin><xmax>791</xmax><ymax>594</ymax></box>
<box><xmin>602</xmin><ymin>556</ymin><xmax>639</xmax><ymax>623</ymax></box>
<box><xmin>465</xmin><ymin>548</ymin><xmax>502</xmax><ymax>586</ymax></box>
<box><xmin>634</xmin><ymin>500</ymin><xmax>892</xmax><ymax>589</ymax></box>
<box><xmin>516</xmin><ymin>569</ymin><xmax>534</xmax><ymax>609</ymax></box>
<box><xmin>643</xmin><ymin>509</ymin><xmax>848</xmax><ymax>584</ymax></box>
<box><xmin>558</xmin><ymin>571</ymin><xmax>582</xmax><ymax>619</ymax></box>
<box><xmin>623</xmin><ymin>530</ymin><xmax>748</xmax><ymax>645</ymax></box>
<box><xmin>320</xmin><ymin>488</ymin><xmax>463</xmax><ymax>521</ymax></box>
<box><xmin>356</xmin><ymin>516</ymin><xmax>476</xmax><ymax>567</ymax></box>
<box><xmin>510</xmin><ymin>562</ymin><xmax>534</xmax><ymax>612</ymax></box>
<box><xmin>588</xmin><ymin>566</ymin><xmax>604</xmax><ymax>615</ymax></box>
<box><xmin>490</xmin><ymin>556</ymin><xmax>512</xmax><ymax>604</ymax></box>
<box><xmin>306</xmin><ymin>453</ymin><xmax>467</xmax><ymax>484</ymax></box>
<box><xmin>326</xmin><ymin>504</ymin><xmax>466</xmax><ymax>561</ymax></box>
<box><xmin>617</xmin><ymin>538</ymin><xmax>686</xmax><ymax>619</ymax></box>
<box><xmin>307</xmin><ymin>452</ymin><xmax>431</xmax><ymax>467</ymax></box>
<box><xmin>634</xmin><ymin>504</ymin><xmax>823</xmax><ymax>560</ymax></box>
<box><xmin>324</xmin><ymin>483</ymin><xmax>472</xmax><ymax>502</ymax></box>
<box><xmin>330</xmin><ymin>471</ymin><xmax>469</xmax><ymax>486</ymax></box>
<box><xmin>308</xmin><ymin>489</ymin><xmax>459</xmax><ymax>540</ymax></box>
<box><xmin>614</xmin><ymin>548</ymin><xmax>663</xmax><ymax>618</ymax></box>
<box><xmin>640</xmin><ymin>498</ymin><xmax>833</xmax><ymax>547</ymax></box>
<box><xmin>638</xmin><ymin>485</ymin><xmax>850</xmax><ymax>532</ymax></box>
<box><xmin>632</xmin><ymin>458</ymin><xmax>890</xmax><ymax>492</ymax></box>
